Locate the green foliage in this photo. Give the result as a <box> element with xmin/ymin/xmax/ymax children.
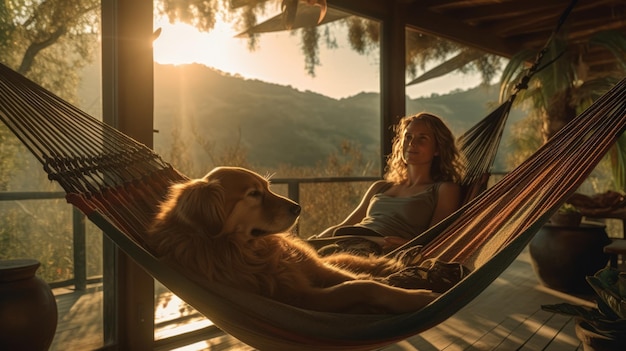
<box><xmin>558</xmin><ymin>203</ymin><xmax>579</xmax><ymax>214</ymax></box>
<box><xmin>0</xmin><ymin>0</ymin><xmax>99</xmax><ymax>103</ymax></box>
<box><xmin>158</xmin><ymin>0</ymin><xmax>222</xmax><ymax>32</ymax></box>
<box><xmin>0</xmin><ymin>126</ymin><xmax>27</xmax><ymax>190</ymax></box>
<box><xmin>277</xmin><ymin>141</ymin><xmax>376</xmax><ymax>237</ymax></box>
<box><xmin>151</xmin><ymin>63</ymin><xmax>522</xmax><ymax>173</ymax></box>
<box><xmin>301</xmin><ymin>26</ymin><xmax>320</xmax><ymax>76</ymax></box>
<box><xmin>500</xmin><ymin>31</ymin><xmax>626</xmax><ymax>140</ymax></box>
<box><xmin>346</xmin><ymin>17</ymin><xmax>378</xmax><ymax>54</ymax></box>
<box><xmin>500</xmin><ymin>30</ymin><xmax>626</xmax><ymax>191</ymax></box>
<box><xmin>157</xmin><ymin>0</ymin><xmax>499</xmax><ymax>80</ymax></box>
<box><xmin>611</xmin><ymin>134</ymin><xmax>626</xmax><ymax>192</ymax></box>
<box><xmin>504</xmin><ymin>106</ymin><xmax>543</xmax><ymax>170</ymax></box>
<box><xmin>505</xmin><ymin>103</ymin><xmax>616</xmax><ymax>195</ymax></box>
<box><xmin>0</xmin><ymin>132</ymin><xmax>104</xmax><ymax>282</ymax></box>
<box><xmin>0</xmin><ymin>197</ymin><xmax>102</xmax><ymax>283</ymax></box>
<box><xmin>1</xmin><ymin>0</ymin><xmax>101</xmax><ymax>283</ymax></box>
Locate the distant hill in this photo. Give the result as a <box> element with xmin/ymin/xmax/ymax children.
<box><xmin>80</xmin><ymin>63</ymin><xmax>525</xmax><ymax>172</ymax></box>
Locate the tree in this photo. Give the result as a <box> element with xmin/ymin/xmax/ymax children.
<box><xmin>0</xmin><ymin>0</ymin><xmax>99</xmax><ymax>102</ymax></box>
<box><xmin>1</xmin><ymin>0</ymin><xmax>100</xmax><ymax>190</ymax></box>
<box><xmin>156</xmin><ymin>0</ymin><xmax>500</xmax><ymax>81</ymax></box>
<box><xmin>0</xmin><ymin>1</ymin><xmax>103</xmax><ymax>276</ymax></box>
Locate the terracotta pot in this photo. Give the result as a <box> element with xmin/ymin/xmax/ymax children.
<box><xmin>529</xmin><ymin>222</ymin><xmax>610</xmax><ymax>294</ymax></box>
<box><xmin>550</xmin><ymin>211</ymin><xmax>583</xmax><ymax>226</ymax></box>
<box><xmin>0</xmin><ymin>259</ymin><xmax>58</xmax><ymax>351</ymax></box>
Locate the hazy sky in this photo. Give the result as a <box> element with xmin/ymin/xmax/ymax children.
<box><xmin>152</xmin><ymin>15</ymin><xmax>482</xmax><ymax>100</ymax></box>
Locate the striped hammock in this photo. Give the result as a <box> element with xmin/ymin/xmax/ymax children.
<box><xmin>0</xmin><ymin>61</ymin><xmax>624</xmax><ymax>350</ymax></box>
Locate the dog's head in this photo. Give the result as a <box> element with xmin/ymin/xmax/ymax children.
<box><xmin>154</xmin><ymin>166</ymin><xmax>301</xmax><ymax>241</ymax></box>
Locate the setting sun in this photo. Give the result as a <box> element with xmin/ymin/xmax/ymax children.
<box><xmin>151</xmin><ymin>15</ymin><xmax>481</xmax><ymax>100</ymax></box>
<box><xmin>151</xmin><ymin>15</ymin><xmax>384</xmax><ymax>99</ymax></box>
<box><xmin>153</xmin><ymin>18</ymin><xmax>245</xmax><ymax>69</ymax></box>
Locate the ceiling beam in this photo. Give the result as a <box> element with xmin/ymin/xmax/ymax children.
<box><xmin>404</xmin><ymin>2</ymin><xmax>522</xmax><ymax>58</ymax></box>
<box><xmin>442</xmin><ymin>0</ymin><xmax>580</xmax><ymax>23</ymax></box>
<box><xmin>328</xmin><ymin>0</ymin><xmax>389</xmax><ymax>20</ymax></box>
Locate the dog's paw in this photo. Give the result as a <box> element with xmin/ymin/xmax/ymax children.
<box><xmin>394</xmin><ymin>245</ymin><xmax>424</xmax><ymax>266</ymax></box>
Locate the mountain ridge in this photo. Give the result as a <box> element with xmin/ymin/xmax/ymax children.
<box><xmin>80</xmin><ymin>62</ymin><xmax>522</xmax><ymax>172</ymax></box>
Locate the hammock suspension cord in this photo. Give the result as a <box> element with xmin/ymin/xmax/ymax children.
<box><xmin>458</xmin><ymin>0</ymin><xmax>579</xmax><ymax>188</ymax></box>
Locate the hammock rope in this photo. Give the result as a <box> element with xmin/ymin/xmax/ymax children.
<box><xmin>458</xmin><ymin>0</ymin><xmax>578</xmax><ymax>190</ymax></box>
<box><xmin>1</xmin><ymin>59</ymin><xmax>625</xmax><ymax>350</ymax></box>
<box><xmin>403</xmin><ymin>80</ymin><xmax>626</xmax><ymax>268</ymax></box>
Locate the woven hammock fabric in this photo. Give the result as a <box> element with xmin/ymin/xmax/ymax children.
<box><xmin>1</xmin><ymin>61</ymin><xmax>625</xmax><ymax>350</ymax></box>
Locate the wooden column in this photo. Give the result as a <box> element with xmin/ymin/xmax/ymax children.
<box><xmin>101</xmin><ymin>0</ymin><xmax>155</xmax><ymax>349</ymax></box>
<box><xmin>379</xmin><ymin>1</ymin><xmax>407</xmax><ymax>174</ymax></box>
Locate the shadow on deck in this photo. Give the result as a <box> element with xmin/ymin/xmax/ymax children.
<box><xmin>50</xmin><ymin>246</ymin><xmax>601</xmax><ymax>350</ymax></box>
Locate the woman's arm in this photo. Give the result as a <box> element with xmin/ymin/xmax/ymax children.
<box><xmin>312</xmin><ymin>180</ymin><xmax>391</xmax><ymax>239</ymax></box>
<box><xmin>429</xmin><ymin>181</ymin><xmax>461</xmax><ymax>227</ymax></box>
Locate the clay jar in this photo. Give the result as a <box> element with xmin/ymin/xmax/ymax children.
<box><xmin>529</xmin><ymin>222</ymin><xmax>611</xmax><ymax>294</ymax></box>
<box><xmin>0</xmin><ymin>259</ymin><xmax>58</xmax><ymax>350</ymax></box>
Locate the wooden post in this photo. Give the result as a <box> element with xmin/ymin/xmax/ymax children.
<box><xmin>379</xmin><ymin>2</ymin><xmax>407</xmax><ymax>174</ymax></box>
<box><xmin>101</xmin><ymin>0</ymin><xmax>155</xmax><ymax>349</ymax></box>
<box><xmin>72</xmin><ymin>208</ymin><xmax>87</xmax><ymax>291</ymax></box>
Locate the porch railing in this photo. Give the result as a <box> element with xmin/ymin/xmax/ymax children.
<box><xmin>0</xmin><ymin>176</ymin><xmax>380</xmax><ymax>291</ymax></box>
<box><xmin>2</xmin><ymin>174</ymin><xmax>508</xmax><ymax>349</ymax></box>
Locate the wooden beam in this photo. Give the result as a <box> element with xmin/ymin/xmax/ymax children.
<box><xmin>328</xmin><ymin>0</ymin><xmax>389</xmax><ymax>20</ymax></box>
<box><xmin>442</xmin><ymin>0</ymin><xmax>572</xmax><ymax>23</ymax></box>
<box><xmin>101</xmin><ymin>0</ymin><xmax>155</xmax><ymax>349</ymax></box>
<box><xmin>404</xmin><ymin>2</ymin><xmax>522</xmax><ymax>58</ymax></box>
<box><xmin>379</xmin><ymin>1</ymin><xmax>407</xmax><ymax>173</ymax></box>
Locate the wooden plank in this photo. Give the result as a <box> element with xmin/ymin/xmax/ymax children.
<box><xmin>50</xmin><ymin>247</ymin><xmax>592</xmax><ymax>350</ymax></box>
<box><xmin>543</xmin><ymin>317</ymin><xmax>582</xmax><ymax>351</ymax></box>
<box><xmin>492</xmin><ymin>309</ymin><xmax>555</xmax><ymax>350</ymax></box>
<box><xmin>51</xmin><ymin>290</ymin><xmax>104</xmax><ymax>351</ymax></box>
<box><xmin>466</xmin><ymin>316</ymin><xmax>525</xmax><ymax>350</ymax></box>
<box><xmin>519</xmin><ymin>313</ymin><xmax>575</xmax><ymax>350</ymax></box>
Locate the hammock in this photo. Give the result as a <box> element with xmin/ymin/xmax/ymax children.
<box><xmin>1</xmin><ymin>59</ymin><xmax>625</xmax><ymax>350</ymax></box>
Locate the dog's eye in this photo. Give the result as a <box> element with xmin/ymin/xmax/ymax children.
<box><xmin>248</xmin><ymin>189</ymin><xmax>263</xmax><ymax>198</ymax></box>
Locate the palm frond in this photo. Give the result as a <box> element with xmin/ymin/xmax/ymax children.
<box><xmin>610</xmin><ymin>133</ymin><xmax>626</xmax><ymax>192</ymax></box>
<box><xmin>589</xmin><ymin>30</ymin><xmax>626</xmax><ymax>72</ymax></box>
<box><xmin>498</xmin><ymin>49</ymin><xmax>534</xmax><ymax>102</ymax></box>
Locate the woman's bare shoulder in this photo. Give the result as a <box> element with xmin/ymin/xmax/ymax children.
<box><xmin>438</xmin><ymin>181</ymin><xmax>461</xmax><ymax>192</ymax></box>
<box><xmin>370</xmin><ymin>179</ymin><xmax>393</xmax><ymax>192</ymax></box>
<box><xmin>436</xmin><ymin>181</ymin><xmax>462</xmax><ymax>201</ymax></box>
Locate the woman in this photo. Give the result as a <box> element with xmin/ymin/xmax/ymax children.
<box><xmin>310</xmin><ymin>112</ymin><xmax>465</xmax><ymax>253</ymax></box>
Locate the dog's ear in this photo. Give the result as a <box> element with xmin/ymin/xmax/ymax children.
<box><xmin>166</xmin><ymin>179</ymin><xmax>226</xmax><ymax>235</ymax></box>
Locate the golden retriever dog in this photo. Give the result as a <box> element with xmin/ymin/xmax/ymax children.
<box><xmin>147</xmin><ymin>166</ymin><xmax>440</xmax><ymax>314</ymax></box>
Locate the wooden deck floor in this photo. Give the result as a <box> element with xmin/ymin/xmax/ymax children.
<box><xmin>386</xmin><ymin>247</ymin><xmax>595</xmax><ymax>351</ymax></box>
<box><xmin>50</xmin><ymin>246</ymin><xmax>601</xmax><ymax>351</ymax></box>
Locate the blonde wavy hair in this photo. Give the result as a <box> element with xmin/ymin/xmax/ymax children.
<box><xmin>385</xmin><ymin>112</ymin><xmax>465</xmax><ymax>184</ymax></box>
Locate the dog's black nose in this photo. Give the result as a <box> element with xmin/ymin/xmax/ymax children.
<box><xmin>291</xmin><ymin>203</ymin><xmax>301</xmax><ymax>216</ymax></box>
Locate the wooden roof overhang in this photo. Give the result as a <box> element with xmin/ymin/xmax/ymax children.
<box><xmin>318</xmin><ymin>0</ymin><xmax>626</xmax><ymax>159</ymax></box>
<box><xmin>237</xmin><ymin>1</ymin><xmax>625</xmax><ymax>154</ymax></box>
<box><xmin>330</xmin><ymin>0</ymin><xmax>626</xmax><ymax>73</ymax></box>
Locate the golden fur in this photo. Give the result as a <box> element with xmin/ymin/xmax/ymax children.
<box><xmin>147</xmin><ymin>166</ymin><xmax>439</xmax><ymax>313</ymax></box>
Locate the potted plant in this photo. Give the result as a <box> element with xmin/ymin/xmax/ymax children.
<box><xmin>550</xmin><ymin>203</ymin><xmax>583</xmax><ymax>227</ymax></box>
<box><xmin>542</xmin><ymin>267</ymin><xmax>626</xmax><ymax>351</ymax></box>
<box><xmin>501</xmin><ymin>30</ymin><xmax>626</xmax><ymax>294</ymax></box>
<box><xmin>529</xmin><ymin>202</ymin><xmax>611</xmax><ymax>294</ymax></box>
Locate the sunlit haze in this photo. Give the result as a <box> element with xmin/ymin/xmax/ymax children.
<box><xmin>152</xmin><ymin>16</ymin><xmax>481</xmax><ymax>99</ymax></box>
